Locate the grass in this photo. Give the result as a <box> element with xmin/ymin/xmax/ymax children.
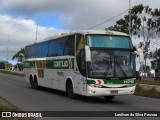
<box><xmin>135</xmin><ymin>84</ymin><xmax>160</xmax><ymax>99</ymax></box>
<box><xmin>0</xmin><ymin>98</ymin><xmax>33</xmax><ymax>120</ymax></box>
<box><xmin>0</xmin><ymin>70</ymin><xmax>24</xmax><ymax>77</ymax></box>
<box><xmin>136</xmin><ymin>80</ymin><xmax>160</xmax><ymax>86</ymax></box>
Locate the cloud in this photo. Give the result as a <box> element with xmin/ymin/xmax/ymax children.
<box><xmin>1</xmin><ymin>0</ymin><xmax>160</xmax><ymax>30</ymax></box>
<box><xmin>0</xmin><ymin>15</ymin><xmax>58</xmax><ymax>62</ymax></box>
<box><xmin>0</xmin><ymin>0</ymin><xmax>131</xmax><ymax>29</ymax></box>
<box><xmin>0</xmin><ymin>0</ymin><xmax>160</xmax><ymax>66</ymax></box>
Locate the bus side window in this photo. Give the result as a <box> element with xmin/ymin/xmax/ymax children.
<box><xmin>41</xmin><ymin>42</ymin><xmax>49</xmax><ymax>57</ymax></box>
<box><xmin>48</xmin><ymin>40</ymin><xmax>56</xmax><ymax>57</ymax></box>
<box><xmin>65</xmin><ymin>35</ymin><xmax>75</xmax><ymax>56</ymax></box>
<box><xmin>56</xmin><ymin>38</ymin><xmax>65</xmax><ymax>56</ymax></box>
<box><xmin>76</xmin><ymin>34</ymin><xmax>86</xmax><ymax>76</ymax></box>
<box><xmin>80</xmin><ymin>49</ymin><xmax>86</xmax><ymax>76</ymax></box>
<box><xmin>25</xmin><ymin>46</ymin><xmax>29</xmax><ymax>59</ymax></box>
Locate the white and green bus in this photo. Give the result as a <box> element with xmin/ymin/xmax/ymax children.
<box><xmin>24</xmin><ymin>30</ymin><xmax>136</xmax><ymax>100</ymax></box>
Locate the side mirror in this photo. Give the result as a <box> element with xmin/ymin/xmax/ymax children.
<box><xmin>85</xmin><ymin>45</ymin><xmax>91</xmax><ymax>62</ymax></box>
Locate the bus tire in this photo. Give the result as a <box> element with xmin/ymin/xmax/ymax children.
<box><xmin>104</xmin><ymin>96</ymin><xmax>114</xmax><ymax>101</ymax></box>
<box><xmin>66</xmin><ymin>80</ymin><xmax>75</xmax><ymax>99</ymax></box>
<box><xmin>33</xmin><ymin>76</ymin><xmax>39</xmax><ymax>90</ymax></box>
<box><xmin>30</xmin><ymin>75</ymin><xmax>34</xmax><ymax>89</ymax></box>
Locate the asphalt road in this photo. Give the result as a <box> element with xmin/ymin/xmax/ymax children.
<box><xmin>0</xmin><ymin>72</ymin><xmax>160</xmax><ymax>120</ymax></box>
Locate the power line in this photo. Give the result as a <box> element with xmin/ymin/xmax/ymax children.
<box><xmin>88</xmin><ymin>9</ymin><xmax>129</xmax><ymax>30</ymax></box>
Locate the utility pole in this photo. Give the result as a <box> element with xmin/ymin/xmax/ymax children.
<box><xmin>35</xmin><ymin>20</ymin><xmax>38</xmax><ymax>43</ymax></box>
<box><xmin>5</xmin><ymin>35</ymin><xmax>16</xmax><ymax>70</ymax></box>
<box><xmin>129</xmin><ymin>0</ymin><xmax>131</xmax><ymax>38</ymax></box>
<box><xmin>25</xmin><ymin>18</ymin><xmax>38</xmax><ymax>43</ymax></box>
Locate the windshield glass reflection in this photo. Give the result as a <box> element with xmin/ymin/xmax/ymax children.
<box><xmin>88</xmin><ymin>49</ymin><xmax>135</xmax><ymax>79</ymax></box>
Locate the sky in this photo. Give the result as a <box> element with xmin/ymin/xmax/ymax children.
<box><xmin>0</xmin><ymin>0</ymin><xmax>160</xmax><ymax>70</ymax></box>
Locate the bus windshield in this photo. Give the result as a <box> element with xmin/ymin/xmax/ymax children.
<box><xmin>87</xmin><ymin>35</ymin><xmax>133</xmax><ymax>49</ymax></box>
<box><xmin>87</xmin><ymin>49</ymin><xmax>136</xmax><ymax>79</ymax></box>
<box><xmin>86</xmin><ymin>35</ymin><xmax>135</xmax><ymax>79</ymax></box>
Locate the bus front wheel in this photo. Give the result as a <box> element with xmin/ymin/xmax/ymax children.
<box><xmin>66</xmin><ymin>81</ymin><xmax>75</xmax><ymax>99</ymax></box>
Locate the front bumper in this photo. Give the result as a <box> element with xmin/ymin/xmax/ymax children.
<box><xmin>86</xmin><ymin>85</ymin><xmax>136</xmax><ymax>96</ymax></box>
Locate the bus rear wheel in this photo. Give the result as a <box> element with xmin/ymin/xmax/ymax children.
<box><xmin>66</xmin><ymin>81</ymin><xmax>75</xmax><ymax>99</ymax></box>
<box><xmin>30</xmin><ymin>76</ymin><xmax>34</xmax><ymax>89</ymax></box>
<box><xmin>33</xmin><ymin>76</ymin><xmax>39</xmax><ymax>90</ymax></box>
<box><xmin>33</xmin><ymin>80</ymin><xmax>39</xmax><ymax>90</ymax></box>
<box><xmin>104</xmin><ymin>96</ymin><xmax>114</xmax><ymax>101</ymax></box>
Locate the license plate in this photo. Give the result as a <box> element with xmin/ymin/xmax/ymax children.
<box><xmin>110</xmin><ymin>90</ymin><xmax>118</xmax><ymax>94</ymax></box>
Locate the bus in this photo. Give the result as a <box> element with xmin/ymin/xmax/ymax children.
<box><xmin>24</xmin><ymin>30</ymin><xmax>136</xmax><ymax>100</ymax></box>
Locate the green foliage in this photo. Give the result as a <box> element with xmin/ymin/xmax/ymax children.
<box><xmin>108</xmin><ymin>4</ymin><xmax>160</xmax><ymax>41</ymax></box>
<box><xmin>137</xmin><ymin>80</ymin><xmax>160</xmax><ymax>85</ymax></box>
<box><xmin>0</xmin><ymin>61</ymin><xmax>6</xmax><ymax>69</ymax></box>
<box><xmin>14</xmin><ymin>63</ymin><xmax>24</xmax><ymax>71</ymax></box>
<box><xmin>12</xmin><ymin>48</ymin><xmax>25</xmax><ymax>62</ymax></box>
<box><xmin>0</xmin><ymin>98</ymin><xmax>33</xmax><ymax>120</ymax></box>
<box><xmin>135</xmin><ymin>84</ymin><xmax>160</xmax><ymax>99</ymax></box>
<box><xmin>151</xmin><ymin>48</ymin><xmax>160</xmax><ymax>69</ymax></box>
<box><xmin>0</xmin><ymin>70</ymin><xmax>24</xmax><ymax>77</ymax></box>
<box><xmin>0</xmin><ymin>61</ymin><xmax>12</xmax><ymax>69</ymax></box>
<box><xmin>0</xmin><ymin>104</ymin><xmax>18</xmax><ymax>111</ymax></box>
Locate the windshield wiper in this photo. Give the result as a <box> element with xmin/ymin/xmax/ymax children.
<box><xmin>115</xmin><ymin>58</ymin><xmax>127</xmax><ymax>78</ymax></box>
<box><xmin>104</xmin><ymin>54</ymin><xmax>113</xmax><ymax>77</ymax></box>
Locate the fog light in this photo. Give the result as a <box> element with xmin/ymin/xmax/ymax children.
<box><xmin>89</xmin><ymin>90</ymin><xmax>96</xmax><ymax>93</ymax></box>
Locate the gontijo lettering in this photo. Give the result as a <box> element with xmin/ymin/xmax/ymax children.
<box><xmin>54</xmin><ymin>60</ymin><xmax>68</xmax><ymax>68</ymax></box>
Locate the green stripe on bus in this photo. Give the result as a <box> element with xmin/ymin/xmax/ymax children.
<box><xmin>24</xmin><ymin>58</ymin><xmax>75</xmax><ymax>69</ymax></box>
<box><xmin>87</xmin><ymin>79</ymin><xmax>136</xmax><ymax>84</ymax></box>
<box><xmin>24</xmin><ymin>61</ymin><xmax>35</xmax><ymax>68</ymax></box>
<box><xmin>87</xmin><ymin>80</ymin><xmax>96</xmax><ymax>84</ymax></box>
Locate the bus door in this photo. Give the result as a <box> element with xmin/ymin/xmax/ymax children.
<box><xmin>75</xmin><ymin>35</ymin><xmax>87</xmax><ymax>94</ymax></box>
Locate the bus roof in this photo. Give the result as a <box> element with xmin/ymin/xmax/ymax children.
<box><xmin>44</xmin><ymin>30</ymin><xmax>129</xmax><ymax>40</ymax></box>
<box><xmin>27</xmin><ymin>30</ymin><xmax>129</xmax><ymax>46</ymax></box>
<box><xmin>75</xmin><ymin>30</ymin><xmax>129</xmax><ymax>36</ymax></box>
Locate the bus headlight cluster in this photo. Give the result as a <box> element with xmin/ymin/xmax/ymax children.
<box><xmin>88</xmin><ymin>84</ymin><xmax>102</xmax><ymax>88</ymax></box>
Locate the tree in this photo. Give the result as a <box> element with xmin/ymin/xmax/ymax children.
<box><xmin>108</xmin><ymin>4</ymin><xmax>160</xmax><ymax>40</ymax></box>
<box><xmin>12</xmin><ymin>48</ymin><xmax>25</xmax><ymax>62</ymax></box>
<box><xmin>151</xmin><ymin>48</ymin><xmax>160</xmax><ymax>69</ymax></box>
<box><xmin>139</xmin><ymin>64</ymin><xmax>151</xmax><ymax>78</ymax></box>
<box><xmin>14</xmin><ymin>63</ymin><xmax>24</xmax><ymax>71</ymax></box>
<box><xmin>12</xmin><ymin>48</ymin><xmax>25</xmax><ymax>71</ymax></box>
<box><xmin>108</xmin><ymin>4</ymin><xmax>160</xmax><ymax>75</ymax></box>
<box><xmin>0</xmin><ymin>61</ymin><xmax>6</xmax><ymax>69</ymax></box>
<box><xmin>0</xmin><ymin>61</ymin><xmax>12</xmax><ymax>70</ymax></box>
